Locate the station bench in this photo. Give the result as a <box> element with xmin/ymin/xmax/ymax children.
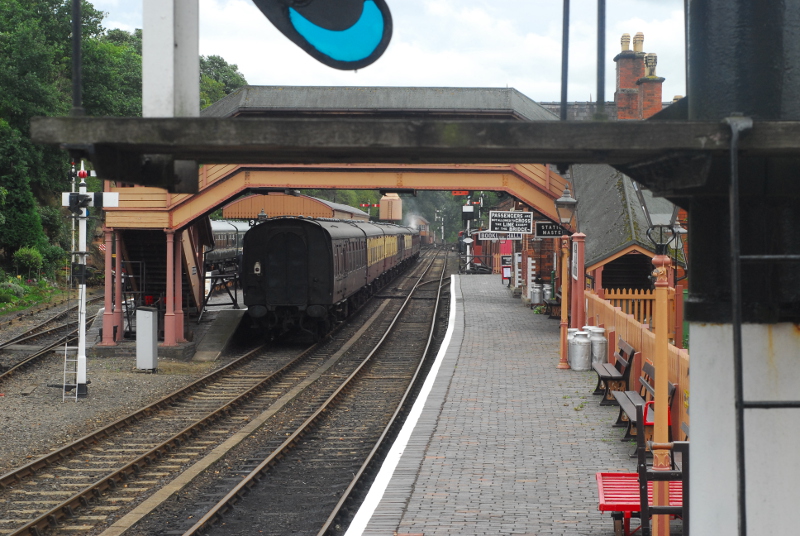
<box><xmin>597</xmin><ymin>405</ymin><xmax>689</xmax><ymax>536</ymax></box>
<box><xmin>593</xmin><ymin>338</ymin><xmax>636</xmax><ymax>406</ymax></box>
<box><xmin>612</xmin><ymin>362</ymin><xmax>676</xmax><ymax>449</ymax></box>
<box><xmin>544</xmin><ymin>297</ymin><xmax>561</xmax><ymax>318</ymax></box>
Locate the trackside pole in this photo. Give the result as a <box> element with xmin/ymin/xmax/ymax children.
<box><xmin>61</xmin><ymin>164</ymin><xmax>120</xmax><ymax>399</ymax></box>
<box><xmin>76</xmin><ymin>165</ymin><xmax>89</xmax><ymax>398</ymax></box>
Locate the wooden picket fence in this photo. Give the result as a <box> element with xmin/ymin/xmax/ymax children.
<box><xmin>602</xmin><ymin>287</ymin><xmax>682</xmax><ymax>345</ymax></box>
<box><xmin>586</xmin><ymin>290</ymin><xmax>690</xmax><ymax>441</ymax></box>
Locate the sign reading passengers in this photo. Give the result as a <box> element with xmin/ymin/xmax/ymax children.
<box><xmin>488</xmin><ymin>211</ymin><xmax>533</xmax><ymax>234</ymax></box>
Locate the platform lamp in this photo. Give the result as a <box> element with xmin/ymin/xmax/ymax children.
<box><xmin>672</xmin><ymin>225</ymin><xmax>688</xmax><ymax>282</ymax></box>
<box><xmin>634</xmin><ymin>182</ymin><xmax>681</xmax><ymax>497</ymax></box>
<box><xmin>554</xmin><ymin>186</ymin><xmax>577</xmax><ymax>369</ymax></box>
<box><xmin>554</xmin><ymin>187</ymin><xmax>578</xmax><ymax>230</ymax></box>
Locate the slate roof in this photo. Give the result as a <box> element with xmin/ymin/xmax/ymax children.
<box><xmin>313</xmin><ymin>196</ymin><xmax>369</xmax><ymax>217</ymax></box>
<box><xmin>571</xmin><ymin>164</ymin><xmax>678</xmax><ymax>268</ymax></box>
<box><xmin>201</xmin><ymin>86</ymin><xmax>558</xmax><ymax>121</ymax></box>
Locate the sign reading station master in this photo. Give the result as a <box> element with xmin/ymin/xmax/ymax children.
<box><xmin>489</xmin><ymin>211</ymin><xmax>533</xmax><ymax>233</ymax></box>
<box><xmin>535</xmin><ymin>221</ymin><xmax>565</xmax><ymax>238</ymax></box>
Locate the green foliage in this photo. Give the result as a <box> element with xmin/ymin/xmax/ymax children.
<box><xmin>83</xmin><ymin>35</ymin><xmax>142</xmax><ymax>117</ymax></box>
<box><xmin>200</xmin><ymin>74</ymin><xmax>227</xmax><ymax>110</ymax></box>
<box><xmin>0</xmin><ymin>119</ymin><xmax>46</xmax><ymax>250</ymax></box>
<box><xmin>13</xmin><ymin>246</ymin><xmax>44</xmax><ymax>276</ymax></box>
<box><xmin>39</xmin><ymin>243</ymin><xmax>68</xmax><ymax>272</ymax></box>
<box><xmin>0</xmin><ymin>280</ymin><xmax>25</xmax><ymax>298</ymax></box>
<box><xmin>200</xmin><ymin>55</ymin><xmax>247</xmax><ymax>109</ymax></box>
<box><xmin>0</xmin><ymin>291</ymin><xmax>16</xmax><ymax>304</ymax></box>
<box><xmin>0</xmin><ymin>185</ymin><xmax>6</xmax><ymax>226</ymax></box>
<box><xmin>37</xmin><ymin>205</ymin><xmax>64</xmax><ymax>239</ymax></box>
<box><xmin>0</xmin><ymin>1</ymin><xmax>244</xmax><ymax>270</ymax></box>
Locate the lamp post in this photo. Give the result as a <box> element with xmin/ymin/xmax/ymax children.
<box><xmin>647</xmin><ymin>224</ymin><xmax>677</xmax><ymax>536</ymax></box>
<box><xmin>673</xmin><ymin>225</ymin><xmax>688</xmax><ymax>282</ymax></box>
<box><xmin>554</xmin><ymin>186</ymin><xmax>577</xmax><ymax>369</ymax></box>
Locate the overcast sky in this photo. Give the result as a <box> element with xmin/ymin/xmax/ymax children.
<box><xmin>90</xmin><ymin>0</ymin><xmax>686</xmax><ymax>104</ymax></box>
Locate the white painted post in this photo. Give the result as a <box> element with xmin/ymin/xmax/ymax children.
<box><xmin>76</xmin><ymin>164</ymin><xmax>88</xmax><ymax>397</ymax></box>
<box><xmin>143</xmin><ymin>0</ymin><xmax>199</xmax><ymax>118</ymax></box>
<box><xmin>691</xmin><ymin>323</ymin><xmax>800</xmax><ymax>534</ymax></box>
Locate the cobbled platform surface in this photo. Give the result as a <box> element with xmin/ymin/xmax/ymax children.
<box><xmin>356</xmin><ymin>274</ymin><xmax>681</xmax><ymax>536</ymax></box>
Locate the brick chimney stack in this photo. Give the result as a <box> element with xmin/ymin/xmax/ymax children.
<box><xmin>614</xmin><ymin>32</ymin><xmax>665</xmax><ymax>119</ymax></box>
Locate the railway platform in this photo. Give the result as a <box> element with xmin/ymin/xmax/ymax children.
<box><xmin>347</xmin><ymin>274</ymin><xmax>682</xmax><ymax>536</ymax></box>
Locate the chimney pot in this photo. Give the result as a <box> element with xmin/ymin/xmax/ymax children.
<box><xmin>645</xmin><ymin>53</ymin><xmax>658</xmax><ymax>76</ymax></box>
<box><xmin>621</xmin><ymin>33</ymin><xmax>631</xmax><ymax>51</ymax></box>
<box><xmin>633</xmin><ymin>32</ymin><xmax>644</xmax><ymax>52</ymax></box>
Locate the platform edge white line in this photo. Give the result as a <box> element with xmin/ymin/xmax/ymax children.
<box><xmin>344</xmin><ymin>274</ymin><xmax>460</xmax><ymax>536</ymax></box>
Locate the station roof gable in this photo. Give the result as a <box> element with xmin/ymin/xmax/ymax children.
<box><xmin>201</xmin><ymin>86</ymin><xmax>559</xmax><ymax>122</ymax></box>
<box><xmin>572</xmin><ymin>163</ymin><xmax>678</xmax><ymax>268</ymax></box>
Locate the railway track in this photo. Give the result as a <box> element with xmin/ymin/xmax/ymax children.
<box><xmin>0</xmin><ymin>314</ymin><xmax>100</xmax><ymax>384</ymax></box>
<box><xmin>0</xmin><ymin>293</ymin><xmax>103</xmax><ymax>342</ymax></box>
<box><xmin>0</xmin><ymin>251</ymin><xmax>445</xmax><ymax>536</ymax></box>
<box><xmin>135</xmin><ymin>249</ymin><xmax>451</xmax><ymax>536</ymax></box>
<box><xmin>0</xmin><ymin>292</ymin><xmax>105</xmax><ymax>382</ymax></box>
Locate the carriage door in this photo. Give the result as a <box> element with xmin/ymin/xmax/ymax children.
<box><xmin>265</xmin><ymin>231</ymin><xmax>308</xmax><ymax>305</ymax></box>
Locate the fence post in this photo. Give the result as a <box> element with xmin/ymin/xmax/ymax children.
<box><xmin>652</xmin><ymin>253</ymin><xmax>672</xmax><ymax>536</ymax></box>
<box><xmin>558</xmin><ymin>235</ymin><xmax>571</xmax><ymax>369</ymax></box>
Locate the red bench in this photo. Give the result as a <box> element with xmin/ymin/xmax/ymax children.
<box><xmin>596</xmin><ymin>404</ymin><xmax>689</xmax><ymax>536</ymax></box>
<box><xmin>597</xmin><ymin>473</ymin><xmax>683</xmax><ymax>536</ymax></box>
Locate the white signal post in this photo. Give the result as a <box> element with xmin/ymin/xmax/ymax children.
<box><xmin>76</xmin><ymin>165</ymin><xmax>89</xmax><ymax>397</ymax></box>
<box><xmin>61</xmin><ymin>164</ymin><xmax>119</xmax><ymax>399</ymax></box>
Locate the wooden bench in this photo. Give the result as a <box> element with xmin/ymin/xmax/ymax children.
<box><xmin>543</xmin><ymin>297</ymin><xmax>561</xmax><ymax>319</ymax></box>
<box><xmin>592</xmin><ymin>339</ymin><xmax>636</xmax><ymax>406</ymax></box>
<box><xmin>612</xmin><ymin>362</ymin><xmax>677</xmax><ymax>446</ymax></box>
<box><xmin>597</xmin><ymin>405</ymin><xmax>689</xmax><ymax>536</ymax></box>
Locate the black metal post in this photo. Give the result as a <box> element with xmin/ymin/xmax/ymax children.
<box><xmin>596</xmin><ymin>0</ymin><xmax>605</xmax><ymax>119</ymax></box>
<box><xmin>71</xmin><ymin>0</ymin><xmax>84</xmax><ymax>116</ymax></box>
<box><xmin>726</xmin><ymin>116</ymin><xmax>751</xmax><ymax>536</ymax></box>
<box><xmin>559</xmin><ymin>0</ymin><xmax>570</xmax><ymax>122</ymax></box>
<box><xmin>685</xmin><ymin>2</ymin><xmax>800</xmax><ymax>534</ymax></box>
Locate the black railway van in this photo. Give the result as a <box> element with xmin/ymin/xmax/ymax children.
<box><xmin>241</xmin><ymin>217</ymin><xmax>418</xmax><ymax>336</ymax></box>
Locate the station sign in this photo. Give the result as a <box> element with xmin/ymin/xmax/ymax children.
<box><xmin>501</xmin><ymin>255</ymin><xmax>513</xmax><ymax>265</ymax></box>
<box><xmin>477</xmin><ymin>232</ymin><xmax>522</xmax><ymax>241</ymax></box>
<box><xmin>535</xmin><ymin>221</ymin><xmax>565</xmax><ymax>238</ymax></box>
<box><xmin>572</xmin><ymin>241</ymin><xmax>579</xmax><ymax>280</ymax></box>
<box><xmin>488</xmin><ymin>211</ymin><xmax>533</xmax><ymax>233</ymax></box>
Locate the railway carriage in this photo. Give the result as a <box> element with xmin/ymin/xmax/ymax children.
<box><xmin>205</xmin><ymin>220</ymin><xmax>249</xmax><ymax>273</ymax></box>
<box><xmin>241</xmin><ymin>217</ymin><xmax>419</xmax><ymax>337</ymax></box>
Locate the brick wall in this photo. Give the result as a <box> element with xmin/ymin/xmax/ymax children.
<box><xmin>613</xmin><ymin>33</ymin><xmax>664</xmax><ymax>120</ymax></box>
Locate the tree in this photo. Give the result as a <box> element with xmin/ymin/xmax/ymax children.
<box><xmin>0</xmin><ymin>119</ymin><xmax>46</xmax><ymax>252</ymax></box>
<box><xmin>83</xmin><ymin>29</ymin><xmax>142</xmax><ymax>117</ymax></box>
<box><xmin>0</xmin><ymin>1</ymin><xmax>245</xmax><ymax>267</ymax></box>
<box><xmin>200</xmin><ymin>55</ymin><xmax>247</xmax><ymax>108</ymax></box>
<box><xmin>0</xmin><ymin>186</ymin><xmax>7</xmax><ymax>226</ymax></box>
<box><xmin>13</xmin><ymin>246</ymin><xmax>43</xmax><ymax>278</ymax></box>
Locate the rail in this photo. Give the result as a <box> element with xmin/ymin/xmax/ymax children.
<box><xmin>318</xmin><ymin>250</ymin><xmax>448</xmax><ymax>535</ymax></box>
<box><xmin>182</xmin><ymin>249</ymin><xmax>447</xmax><ymax>536</ymax></box>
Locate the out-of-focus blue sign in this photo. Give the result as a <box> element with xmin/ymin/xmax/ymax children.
<box><xmin>251</xmin><ymin>0</ymin><xmax>393</xmax><ymax>70</ymax></box>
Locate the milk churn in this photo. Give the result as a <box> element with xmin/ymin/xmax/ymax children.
<box><xmin>567</xmin><ymin>328</ymin><xmax>578</xmax><ymax>367</ymax></box>
<box><xmin>570</xmin><ymin>331</ymin><xmax>592</xmax><ymax>371</ymax></box>
<box><xmin>543</xmin><ymin>285</ymin><xmax>553</xmax><ymax>301</ymax></box>
<box><xmin>531</xmin><ymin>284</ymin><xmax>543</xmax><ymax>305</ymax></box>
<box><xmin>588</xmin><ymin>327</ymin><xmax>608</xmax><ymax>367</ymax></box>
